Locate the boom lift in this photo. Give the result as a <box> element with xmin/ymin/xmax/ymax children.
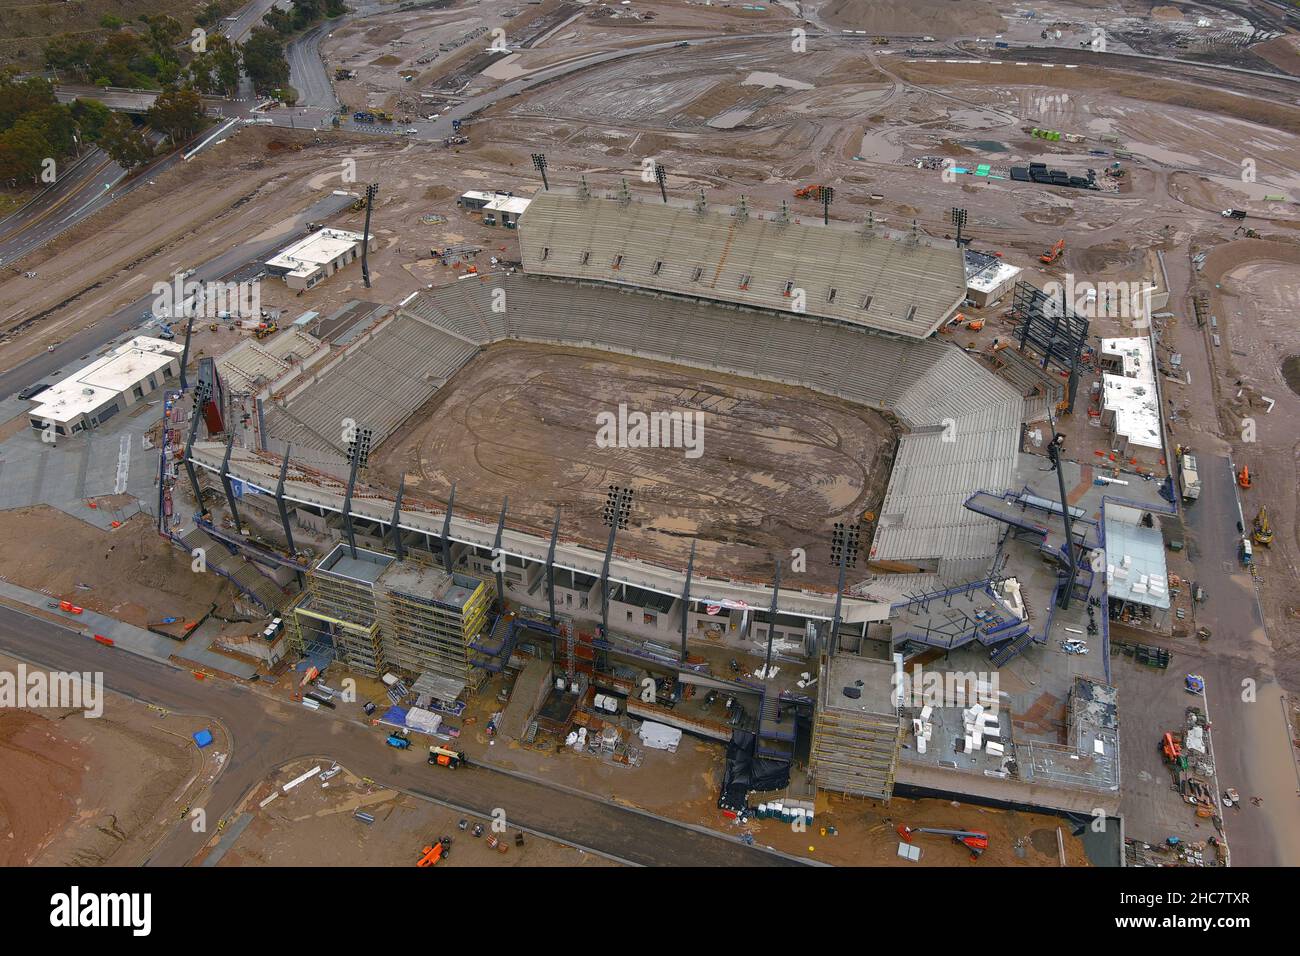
<box><xmin>897</xmin><ymin>825</ymin><xmax>989</xmax><ymax>860</ymax></box>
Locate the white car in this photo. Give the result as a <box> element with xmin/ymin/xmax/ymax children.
<box><xmin>405</xmin><ymin>128</ymin><xmax>419</xmax><ymax>135</ymax></box>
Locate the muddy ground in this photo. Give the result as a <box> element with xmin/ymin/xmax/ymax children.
<box><xmin>204</xmin><ymin>757</ymin><xmax>619</xmax><ymax>867</ymax></box>
<box><xmin>0</xmin><ymin>654</ymin><xmax>220</xmax><ymax>866</ymax></box>
<box><xmin>370</xmin><ymin>340</ymin><xmax>894</xmax><ymax>587</ymax></box>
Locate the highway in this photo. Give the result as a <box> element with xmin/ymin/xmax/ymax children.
<box><xmin>0</xmin><ymin>604</ymin><xmax>803</xmax><ymax>867</ymax></box>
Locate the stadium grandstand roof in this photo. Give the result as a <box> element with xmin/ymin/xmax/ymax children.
<box><xmin>518</xmin><ymin>189</ymin><xmax>967</xmax><ymax>339</ymax></box>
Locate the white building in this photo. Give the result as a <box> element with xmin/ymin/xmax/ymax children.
<box><xmin>963</xmin><ymin>250</ymin><xmax>1022</xmax><ymax>307</ymax></box>
<box><xmin>1098</xmin><ymin>337</ymin><xmax>1162</xmax><ymax>454</ymax></box>
<box><xmin>266</xmin><ymin>228</ymin><xmax>375</xmax><ymax>291</ymax></box>
<box><xmin>28</xmin><ymin>336</ymin><xmax>183</xmax><ymax>437</ymax></box>
<box><xmin>483</xmin><ymin>195</ymin><xmax>530</xmax><ymax>228</ymax></box>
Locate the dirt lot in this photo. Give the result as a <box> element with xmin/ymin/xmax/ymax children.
<box><xmin>0</xmin><ymin>652</ymin><xmax>220</xmax><ymax>865</ymax></box>
<box><xmin>0</xmin><ymin>508</ymin><xmax>230</xmax><ymax>628</ymax></box>
<box><xmin>371</xmin><ymin>340</ymin><xmax>895</xmax><ymax>586</ymax></box>
<box><xmin>203</xmin><ymin>757</ymin><xmax>619</xmax><ymax>867</ymax></box>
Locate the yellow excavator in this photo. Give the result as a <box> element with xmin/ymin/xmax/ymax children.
<box><xmin>1253</xmin><ymin>507</ymin><xmax>1274</xmax><ymax>547</ymax></box>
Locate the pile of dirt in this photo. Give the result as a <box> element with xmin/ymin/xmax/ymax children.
<box><xmin>820</xmin><ymin>0</ymin><xmax>1004</xmax><ymax>39</ymax></box>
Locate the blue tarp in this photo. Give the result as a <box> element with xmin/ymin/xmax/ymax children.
<box><xmin>381</xmin><ymin>705</ymin><xmax>408</xmax><ymax>727</ymax></box>
<box><xmin>193</xmin><ymin>729</ymin><xmax>214</xmax><ymax>748</ymax></box>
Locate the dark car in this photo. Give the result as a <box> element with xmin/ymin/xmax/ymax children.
<box><xmin>17</xmin><ymin>383</ymin><xmax>50</xmax><ymax>401</ymax></box>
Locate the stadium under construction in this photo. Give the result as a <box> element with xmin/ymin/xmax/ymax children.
<box><xmin>178</xmin><ymin>185</ymin><xmax>1146</xmax><ymax>818</ymax></box>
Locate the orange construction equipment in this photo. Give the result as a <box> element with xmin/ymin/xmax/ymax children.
<box><xmin>794</xmin><ymin>183</ymin><xmax>824</xmax><ymax>199</ymax></box>
<box><xmin>1237</xmin><ymin>465</ymin><xmax>1251</xmax><ymax>489</ymax></box>
<box><xmin>1161</xmin><ymin>732</ymin><xmax>1181</xmax><ymax>762</ymax></box>
<box><xmin>897</xmin><ymin>824</ymin><xmax>989</xmax><ymax>860</ymax></box>
<box><xmin>416</xmin><ymin>843</ymin><xmax>444</xmax><ymax>867</ymax></box>
<box><xmin>1039</xmin><ymin>239</ymin><xmax>1065</xmax><ymax>264</ymax></box>
<box><xmin>966</xmin><ymin>319</ymin><xmax>985</xmax><ymax>331</ymax></box>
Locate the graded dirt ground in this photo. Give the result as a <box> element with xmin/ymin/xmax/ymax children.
<box><xmin>0</xmin><ymin>653</ymin><xmax>220</xmax><ymax>866</ymax></box>
<box><xmin>204</xmin><ymin>758</ymin><xmax>621</xmax><ymax>867</ymax></box>
<box><xmin>0</xmin><ymin>507</ymin><xmax>229</xmax><ymax>628</ymax></box>
<box><xmin>369</xmin><ymin>340</ymin><xmax>895</xmax><ymax>587</ymax></box>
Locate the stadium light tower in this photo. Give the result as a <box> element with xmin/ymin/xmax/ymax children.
<box><xmin>951</xmin><ymin>206</ymin><xmax>968</xmax><ymax>246</ymax></box>
<box><xmin>654</xmin><ymin>162</ymin><xmax>668</xmax><ymax>203</ymax></box>
<box><xmin>818</xmin><ymin>185</ymin><xmax>835</xmax><ymax>225</ymax></box>
<box><xmin>361</xmin><ymin>182</ymin><xmax>379</xmax><ymax>289</ymax></box>
<box><xmin>531</xmin><ymin>152</ymin><xmax>549</xmax><ymax>191</ymax></box>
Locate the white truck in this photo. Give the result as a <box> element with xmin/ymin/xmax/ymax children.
<box><xmin>1179</xmin><ymin>452</ymin><xmax>1201</xmax><ymax>502</ymax></box>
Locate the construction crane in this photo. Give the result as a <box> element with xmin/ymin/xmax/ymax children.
<box><xmin>897</xmin><ymin>824</ymin><xmax>989</xmax><ymax>860</ymax></box>
<box><xmin>1039</xmin><ymin>239</ymin><xmax>1065</xmax><ymax>264</ymax></box>
<box><xmin>1253</xmin><ymin>507</ymin><xmax>1274</xmax><ymax>546</ymax></box>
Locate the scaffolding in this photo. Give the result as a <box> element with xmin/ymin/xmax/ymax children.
<box><xmin>374</xmin><ymin>556</ymin><xmax>491</xmax><ymax>689</ymax></box>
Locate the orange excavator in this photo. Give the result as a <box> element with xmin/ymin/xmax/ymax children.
<box><xmin>794</xmin><ymin>183</ymin><xmax>825</xmax><ymax>199</ymax></box>
<box><xmin>1039</xmin><ymin>239</ymin><xmax>1065</xmax><ymax>264</ymax></box>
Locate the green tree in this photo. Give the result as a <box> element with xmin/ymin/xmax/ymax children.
<box><xmin>210</xmin><ymin>35</ymin><xmax>242</xmax><ymax>96</ymax></box>
<box><xmin>147</xmin><ymin>88</ymin><xmax>204</xmax><ymax>146</ymax></box>
<box><xmin>69</xmin><ymin>98</ymin><xmax>112</xmax><ymax>145</ymax></box>
<box><xmin>0</xmin><ymin>123</ymin><xmax>54</xmax><ymax>184</ymax></box>
<box><xmin>241</xmin><ymin>27</ymin><xmax>289</xmax><ymax>94</ymax></box>
<box><xmin>98</xmin><ymin>113</ymin><xmax>152</xmax><ymax>170</ymax></box>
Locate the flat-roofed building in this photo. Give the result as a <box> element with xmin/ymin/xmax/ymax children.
<box><xmin>266</xmin><ymin>228</ymin><xmax>375</xmax><ymax>291</ymax></box>
<box><xmin>27</xmin><ymin>335</ymin><xmax>183</xmax><ymax>436</ymax></box>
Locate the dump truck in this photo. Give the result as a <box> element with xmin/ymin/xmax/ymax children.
<box><xmin>1178</xmin><ymin>452</ymin><xmax>1201</xmax><ymax>501</ymax></box>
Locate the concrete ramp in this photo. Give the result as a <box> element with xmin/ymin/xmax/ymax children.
<box><xmin>499</xmin><ymin>658</ymin><xmax>553</xmax><ymax>740</ymax></box>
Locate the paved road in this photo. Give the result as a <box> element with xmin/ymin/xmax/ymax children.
<box><xmin>0</xmin><ymin>190</ymin><xmax>354</xmax><ymax>402</ymax></box>
<box><xmin>0</xmin><ymin>604</ymin><xmax>802</xmax><ymax>867</ymax></box>
<box><xmin>287</xmin><ymin>21</ymin><xmax>340</xmax><ymax>111</ymax></box>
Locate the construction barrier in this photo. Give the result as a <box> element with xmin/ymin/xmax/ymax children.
<box><xmin>59</xmin><ymin>601</ymin><xmax>84</xmax><ymax>614</ymax></box>
<box><xmin>192</xmin><ymin>671</ymin><xmax>206</xmax><ymax>680</ymax></box>
<box><xmin>92</xmin><ymin>634</ymin><xmax>115</xmax><ymax>646</ymax></box>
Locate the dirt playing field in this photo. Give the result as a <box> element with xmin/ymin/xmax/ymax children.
<box><xmin>371</xmin><ymin>340</ymin><xmax>895</xmax><ymax>587</ymax></box>
<box><xmin>0</xmin><ymin>653</ymin><xmax>220</xmax><ymax>866</ymax></box>
<box><xmin>202</xmin><ymin>757</ymin><xmax>620</xmax><ymax>867</ymax></box>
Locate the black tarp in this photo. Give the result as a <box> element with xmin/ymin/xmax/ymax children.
<box><xmin>717</xmin><ymin>730</ymin><xmax>792</xmax><ymax>812</ymax></box>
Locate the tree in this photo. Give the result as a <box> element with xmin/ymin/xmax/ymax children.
<box><xmin>98</xmin><ymin>113</ymin><xmax>152</xmax><ymax>170</ymax></box>
<box><xmin>241</xmin><ymin>27</ymin><xmax>289</xmax><ymax>94</ymax></box>
<box><xmin>69</xmin><ymin>98</ymin><xmax>112</xmax><ymax>145</ymax></box>
<box><xmin>210</xmin><ymin>35</ymin><xmax>242</xmax><ymax>97</ymax></box>
<box><xmin>0</xmin><ymin>123</ymin><xmax>54</xmax><ymax>184</ymax></box>
<box><xmin>147</xmin><ymin>88</ymin><xmax>204</xmax><ymax>146</ymax></box>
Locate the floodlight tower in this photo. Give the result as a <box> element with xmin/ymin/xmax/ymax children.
<box><xmin>531</xmin><ymin>152</ymin><xmax>549</xmax><ymax>191</ymax></box>
<box><xmin>654</xmin><ymin>162</ymin><xmax>668</xmax><ymax>203</ymax></box>
<box><xmin>951</xmin><ymin>206</ymin><xmax>968</xmax><ymax>246</ymax></box>
<box><xmin>818</xmin><ymin>185</ymin><xmax>835</xmax><ymax>225</ymax></box>
<box><xmin>361</xmin><ymin>182</ymin><xmax>379</xmax><ymax>288</ymax></box>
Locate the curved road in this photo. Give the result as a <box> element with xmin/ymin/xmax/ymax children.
<box><xmin>0</xmin><ymin>604</ymin><xmax>802</xmax><ymax>867</ymax></box>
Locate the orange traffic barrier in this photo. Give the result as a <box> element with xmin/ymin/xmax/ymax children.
<box><xmin>110</xmin><ymin>520</ymin><xmax>122</xmax><ymax>528</ymax></box>
<box><xmin>93</xmin><ymin>634</ymin><xmax>114</xmax><ymax>646</ymax></box>
<box><xmin>87</xmin><ymin>501</ymin><xmax>97</xmax><ymax>509</ymax></box>
<box><xmin>192</xmin><ymin>671</ymin><xmax>206</xmax><ymax>680</ymax></box>
<box><xmin>58</xmin><ymin>601</ymin><xmax>84</xmax><ymax>614</ymax></box>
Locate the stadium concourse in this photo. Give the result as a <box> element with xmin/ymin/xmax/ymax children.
<box><xmin>188</xmin><ymin>187</ymin><xmax>1031</xmax><ymax>803</ymax></box>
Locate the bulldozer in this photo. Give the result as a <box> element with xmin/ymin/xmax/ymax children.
<box><xmin>1253</xmin><ymin>507</ymin><xmax>1274</xmax><ymax>547</ymax></box>
<box><xmin>1039</xmin><ymin>239</ymin><xmax>1065</xmax><ymax>264</ymax></box>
